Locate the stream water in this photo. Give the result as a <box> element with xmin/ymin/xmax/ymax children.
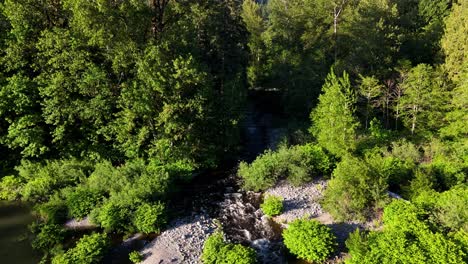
<box><xmin>0</xmin><ymin>90</ymin><xmax>291</xmax><ymax>263</ymax></box>
<box><xmin>0</xmin><ymin>201</ymin><xmax>40</xmax><ymax>264</ymax></box>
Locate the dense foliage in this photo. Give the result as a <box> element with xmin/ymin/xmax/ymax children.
<box><xmin>260</xmin><ymin>195</ymin><xmax>283</xmax><ymax>217</ymax></box>
<box><xmin>283</xmin><ymin>219</ymin><xmax>337</xmax><ymax>263</ymax></box>
<box><xmin>0</xmin><ymin>0</ymin><xmax>466</xmax><ymax>263</ymax></box>
<box><xmin>346</xmin><ymin>197</ymin><xmax>467</xmax><ymax>263</ymax></box>
<box><xmin>51</xmin><ymin>233</ymin><xmax>109</xmax><ymax>264</ymax></box>
<box><xmin>129</xmin><ymin>251</ymin><xmax>143</xmax><ymax>264</ymax></box>
<box><xmin>238</xmin><ymin>144</ymin><xmax>331</xmax><ymax>191</ymax></box>
<box><xmin>201</xmin><ymin>231</ymin><xmax>257</xmax><ymax>264</ymax></box>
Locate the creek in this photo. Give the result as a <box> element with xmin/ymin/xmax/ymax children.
<box><xmin>0</xmin><ymin>201</ymin><xmax>40</xmax><ymax>264</ymax></box>
<box><xmin>0</xmin><ymin>90</ymin><xmax>292</xmax><ymax>263</ymax></box>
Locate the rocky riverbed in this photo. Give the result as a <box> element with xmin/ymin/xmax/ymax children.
<box><xmin>138</xmin><ymin>178</ymin><xmax>353</xmax><ymax>264</ymax></box>
<box><xmin>140</xmin><ymin>214</ymin><xmax>217</xmax><ymax>264</ymax></box>
<box><xmin>265</xmin><ymin>180</ymin><xmax>328</xmax><ymax>224</ymax></box>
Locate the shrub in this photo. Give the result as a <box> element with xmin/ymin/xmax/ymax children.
<box><xmin>18</xmin><ymin>159</ymin><xmax>92</xmax><ymax>203</ymax></box>
<box><xmin>51</xmin><ymin>233</ymin><xmax>109</xmax><ymax>264</ymax></box>
<box><xmin>201</xmin><ymin>231</ymin><xmax>256</xmax><ymax>264</ymax></box>
<box><xmin>91</xmin><ymin>200</ymin><xmax>131</xmax><ymax>232</ymax></box>
<box><xmin>31</xmin><ymin>223</ymin><xmax>66</xmax><ymax>252</ymax></box>
<box><xmin>129</xmin><ymin>251</ymin><xmax>143</xmax><ymax>263</ymax></box>
<box><xmin>35</xmin><ymin>196</ymin><xmax>68</xmax><ymax>224</ymax></box>
<box><xmin>220</xmin><ymin>244</ymin><xmax>257</xmax><ymax>264</ymax></box>
<box><xmin>322</xmin><ymin>155</ymin><xmax>388</xmax><ymax>221</ymax></box>
<box><xmin>346</xmin><ymin>200</ymin><xmax>467</xmax><ymax>264</ymax></box>
<box><xmin>260</xmin><ymin>195</ymin><xmax>283</xmax><ymax>217</ymax></box>
<box><xmin>0</xmin><ymin>175</ymin><xmax>23</xmax><ymax>200</ymax></box>
<box><xmin>201</xmin><ymin>232</ymin><xmax>225</xmax><ymax>264</ymax></box>
<box><xmin>282</xmin><ymin>219</ymin><xmax>336</xmax><ymax>263</ymax></box>
<box><xmin>133</xmin><ymin>202</ymin><xmax>166</xmax><ymax>234</ymax></box>
<box><xmin>238</xmin><ymin>150</ymin><xmax>282</xmax><ymax>191</ymax></box>
<box><xmin>66</xmin><ymin>187</ymin><xmax>102</xmax><ymax>219</ymax></box>
<box><xmin>238</xmin><ymin>144</ymin><xmax>331</xmax><ymax>191</ymax></box>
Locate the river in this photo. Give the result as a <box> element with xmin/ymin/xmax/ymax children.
<box><xmin>0</xmin><ymin>201</ymin><xmax>40</xmax><ymax>264</ymax></box>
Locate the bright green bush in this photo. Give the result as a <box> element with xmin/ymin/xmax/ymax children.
<box><xmin>133</xmin><ymin>202</ymin><xmax>166</xmax><ymax>234</ymax></box>
<box><xmin>238</xmin><ymin>150</ymin><xmax>282</xmax><ymax>191</ymax></box>
<box><xmin>220</xmin><ymin>244</ymin><xmax>257</xmax><ymax>264</ymax></box>
<box><xmin>322</xmin><ymin>155</ymin><xmax>388</xmax><ymax>221</ymax></box>
<box><xmin>201</xmin><ymin>231</ymin><xmax>256</xmax><ymax>264</ymax></box>
<box><xmin>66</xmin><ymin>187</ymin><xmax>102</xmax><ymax>219</ymax></box>
<box><xmin>17</xmin><ymin>159</ymin><xmax>92</xmax><ymax>203</ymax></box>
<box><xmin>238</xmin><ymin>144</ymin><xmax>331</xmax><ymax>191</ymax></box>
<box><xmin>129</xmin><ymin>251</ymin><xmax>143</xmax><ymax>263</ymax></box>
<box><xmin>51</xmin><ymin>233</ymin><xmax>109</xmax><ymax>264</ymax></box>
<box><xmin>260</xmin><ymin>195</ymin><xmax>283</xmax><ymax>217</ymax></box>
<box><xmin>282</xmin><ymin>219</ymin><xmax>336</xmax><ymax>263</ymax></box>
<box><xmin>0</xmin><ymin>175</ymin><xmax>23</xmax><ymax>200</ymax></box>
<box><xmin>413</xmin><ymin>186</ymin><xmax>468</xmax><ymax>232</ymax></box>
<box><xmin>201</xmin><ymin>232</ymin><xmax>225</xmax><ymax>264</ymax></box>
<box><xmin>346</xmin><ymin>200</ymin><xmax>467</xmax><ymax>264</ymax></box>
<box><xmin>91</xmin><ymin>200</ymin><xmax>131</xmax><ymax>232</ymax></box>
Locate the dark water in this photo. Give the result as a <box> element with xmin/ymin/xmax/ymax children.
<box><xmin>0</xmin><ymin>201</ymin><xmax>40</xmax><ymax>264</ymax></box>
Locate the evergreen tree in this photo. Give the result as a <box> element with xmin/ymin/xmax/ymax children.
<box><xmin>310</xmin><ymin>69</ymin><xmax>358</xmax><ymax>157</ymax></box>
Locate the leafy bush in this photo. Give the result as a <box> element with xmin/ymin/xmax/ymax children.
<box><xmin>322</xmin><ymin>155</ymin><xmax>388</xmax><ymax>221</ymax></box>
<box><xmin>35</xmin><ymin>196</ymin><xmax>68</xmax><ymax>224</ymax></box>
<box><xmin>282</xmin><ymin>219</ymin><xmax>336</xmax><ymax>263</ymax></box>
<box><xmin>346</xmin><ymin>200</ymin><xmax>466</xmax><ymax>264</ymax></box>
<box><xmin>201</xmin><ymin>231</ymin><xmax>256</xmax><ymax>264</ymax></box>
<box><xmin>51</xmin><ymin>233</ymin><xmax>109</xmax><ymax>264</ymax></box>
<box><xmin>220</xmin><ymin>244</ymin><xmax>257</xmax><ymax>264</ymax></box>
<box><xmin>31</xmin><ymin>223</ymin><xmax>66</xmax><ymax>252</ymax></box>
<box><xmin>17</xmin><ymin>159</ymin><xmax>92</xmax><ymax>203</ymax></box>
<box><xmin>239</xmin><ymin>144</ymin><xmax>331</xmax><ymax>191</ymax></box>
<box><xmin>66</xmin><ymin>187</ymin><xmax>102</xmax><ymax>219</ymax></box>
<box><xmin>129</xmin><ymin>251</ymin><xmax>143</xmax><ymax>263</ymax></box>
<box><xmin>260</xmin><ymin>195</ymin><xmax>283</xmax><ymax>217</ymax></box>
<box><xmin>0</xmin><ymin>175</ymin><xmax>23</xmax><ymax>200</ymax></box>
<box><xmin>413</xmin><ymin>186</ymin><xmax>468</xmax><ymax>232</ymax></box>
<box><xmin>238</xmin><ymin>150</ymin><xmax>282</xmax><ymax>191</ymax></box>
<box><xmin>133</xmin><ymin>202</ymin><xmax>166</xmax><ymax>234</ymax></box>
<box><xmin>91</xmin><ymin>200</ymin><xmax>132</xmax><ymax>232</ymax></box>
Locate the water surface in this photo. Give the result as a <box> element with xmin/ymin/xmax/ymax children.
<box><xmin>0</xmin><ymin>201</ymin><xmax>40</xmax><ymax>264</ymax></box>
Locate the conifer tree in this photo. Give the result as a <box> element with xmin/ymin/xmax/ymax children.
<box><xmin>310</xmin><ymin>69</ymin><xmax>358</xmax><ymax>157</ymax></box>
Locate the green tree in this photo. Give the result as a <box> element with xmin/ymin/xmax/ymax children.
<box><xmin>242</xmin><ymin>0</ymin><xmax>266</xmax><ymax>88</ymax></box>
<box><xmin>398</xmin><ymin>64</ymin><xmax>448</xmax><ymax>135</ymax></box>
<box><xmin>441</xmin><ymin>1</ymin><xmax>467</xmax><ymax>83</ymax></box>
<box><xmin>310</xmin><ymin>69</ymin><xmax>358</xmax><ymax>157</ymax></box>
<box><xmin>337</xmin><ymin>0</ymin><xmax>400</xmax><ymax>78</ymax></box>
<box><xmin>440</xmin><ymin>73</ymin><xmax>468</xmax><ymax>139</ymax></box>
<box><xmin>261</xmin><ymin>0</ymin><xmax>336</xmax><ymax>113</ymax></box>
<box><xmin>35</xmin><ymin>28</ymin><xmax>116</xmax><ymax>158</ymax></box>
<box><xmin>112</xmin><ymin>45</ymin><xmax>214</xmax><ymax>166</ymax></box>
<box><xmin>359</xmin><ymin>76</ymin><xmax>383</xmax><ymax>129</ymax></box>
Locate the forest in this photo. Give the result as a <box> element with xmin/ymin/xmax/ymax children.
<box><xmin>0</xmin><ymin>0</ymin><xmax>466</xmax><ymax>263</ymax></box>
